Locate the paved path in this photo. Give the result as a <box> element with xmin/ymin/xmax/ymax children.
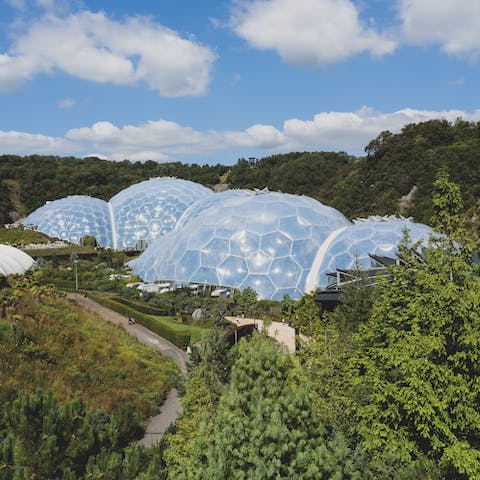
<box><xmin>67</xmin><ymin>293</ymin><xmax>187</xmax><ymax>446</ymax></box>
<box><xmin>225</xmin><ymin>316</ymin><xmax>296</xmax><ymax>353</ymax></box>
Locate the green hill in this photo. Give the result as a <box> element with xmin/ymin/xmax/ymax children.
<box><xmin>1</xmin><ymin>119</ymin><xmax>479</xmax><ymax>229</ymax></box>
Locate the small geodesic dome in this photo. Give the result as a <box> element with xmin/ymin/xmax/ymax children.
<box><xmin>305</xmin><ymin>216</ymin><xmax>435</xmax><ymax>290</ymax></box>
<box><xmin>23</xmin><ymin>196</ymin><xmax>113</xmax><ymax>247</ymax></box>
<box><xmin>0</xmin><ymin>245</ymin><xmax>35</xmax><ymax>275</ymax></box>
<box><xmin>131</xmin><ymin>191</ymin><xmax>351</xmax><ymax>299</ymax></box>
<box><xmin>109</xmin><ymin>178</ymin><xmax>212</xmax><ymax>250</ymax></box>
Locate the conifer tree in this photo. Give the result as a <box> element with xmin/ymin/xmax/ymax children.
<box><xmin>189</xmin><ymin>334</ymin><xmax>361</xmax><ymax>479</ymax></box>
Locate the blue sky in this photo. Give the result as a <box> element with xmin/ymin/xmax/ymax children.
<box><xmin>1</xmin><ymin>0</ymin><xmax>480</xmax><ymax>164</ymax></box>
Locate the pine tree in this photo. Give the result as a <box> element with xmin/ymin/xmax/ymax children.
<box><xmin>189</xmin><ymin>334</ymin><xmax>361</xmax><ymax>479</ymax></box>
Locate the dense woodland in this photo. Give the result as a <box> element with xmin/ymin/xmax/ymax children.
<box><xmin>1</xmin><ymin>119</ymin><xmax>480</xmax><ymax>233</ymax></box>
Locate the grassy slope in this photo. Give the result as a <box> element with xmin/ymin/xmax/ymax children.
<box><xmin>0</xmin><ymin>288</ymin><xmax>177</xmax><ymax>430</ymax></box>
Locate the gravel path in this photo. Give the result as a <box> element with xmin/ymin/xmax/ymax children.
<box><xmin>67</xmin><ymin>293</ymin><xmax>187</xmax><ymax>446</ymax></box>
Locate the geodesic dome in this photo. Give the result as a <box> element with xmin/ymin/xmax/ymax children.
<box><xmin>131</xmin><ymin>191</ymin><xmax>351</xmax><ymax>300</ymax></box>
<box><xmin>0</xmin><ymin>245</ymin><xmax>35</xmax><ymax>275</ymax></box>
<box><xmin>109</xmin><ymin>178</ymin><xmax>212</xmax><ymax>250</ymax></box>
<box><xmin>175</xmin><ymin>189</ymin><xmax>251</xmax><ymax>230</ymax></box>
<box><xmin>23</xmin><ymin>196</ymin><xmax>113</xmax><ymax>247</ymax></box>
<box><xmin>305</xmin><ymin>217</ymin><xmax>435</xmax><ymax>290</ymax></box>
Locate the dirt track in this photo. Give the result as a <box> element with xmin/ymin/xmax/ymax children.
<box><xmin>67</xmin><ymin>293</ymin><xmax>187</xmax><ymax>446</ymax></box>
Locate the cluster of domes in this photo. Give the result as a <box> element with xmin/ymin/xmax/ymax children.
<box><xmin>23</xmin><ymin>178</ymin><xmax>210</xmax><ymax>250</ymax></box>
<box><xmin>0</xmin><ymin>245</ymin><xmax>35</xmax><ymax>276</ymax></box>
<box><xmin>23</xmin><ymin>178</ymin><xmax>435</xmax><ymax>299</ymax></box>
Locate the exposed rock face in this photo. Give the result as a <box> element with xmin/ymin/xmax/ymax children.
<box><xmin>399</xmin><ymin>185</ymin><xmax>418</xmax><ymax>213</ymax></box>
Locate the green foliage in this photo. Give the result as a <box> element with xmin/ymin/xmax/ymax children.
<box><xmin>294</xmin><ymin>291</ymin><xmax>320</xmax><ymax>331</ymax></box>
<box><xmin>80</xmin><ymin>235</ymin><xmax>98</xmax><ymax>248</ymax></box>
<box><xmin>88</xmin><ymin>292</ymin><xmax>191</xmax><ymax>347</ymax></box>
<box><xmin>430</xmin><ymin>169</ymin><xmax>466</xmax><ymax>241</ymax></box>
<box><xmin>233</xmin><ymin>287</ymin><xmax>257</xmax><ymax>316</ymax></box>
<box><xmin>349</xmin><ymin>244</ymin><xmax>480</xmax><ymax>478</ymax></box>
<box><xmin>187</xmin><ymin>334</ymin><xmax>361</xmax><ymax>479</ymax></box>
<box><xmin>165</xmin><ymin>331</ymin><xmax>231</xmax><ymax>479</ymax></box>
<box><xmin>0</xmin><ymin>285</ymin><xmax>174</xmax><ymax>432</ymax></box>
<box><xmin>0</xmin><ymin>228</ymin><xmax>49</xmax><ymax>246</ymax></box>
<box><xmin>0</xmin><ymin>391</ymin><xmax>118</xmax><ymax>479</ymax></box>
<box><xmin>0</xmin><ymin>391</ymin><xmax>168</xmax><ymax>480</ymax></box>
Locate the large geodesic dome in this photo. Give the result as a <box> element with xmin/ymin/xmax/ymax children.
<box><xmin>23</xmin><ymin>196</ymin><xmax>113</xmax><ymax>247</ymax></box>
<box><xmin>0</xmin><ymin>245</ymin><xmax>35</xmax><ymax>275</ymax></box>
<box><xmin>109</xmin><ymin>178</ymin><xmax>212</xmax><ymax>249</ymax></box>
<box><xmin>305</xmin><ymin>217</ymin><xmax>435</xmax><ymax>290</ymax></box>
<box><xmin>132</xmin><ymin>191</ymin><xmax>351</xmax><ymax>300</ymax></box>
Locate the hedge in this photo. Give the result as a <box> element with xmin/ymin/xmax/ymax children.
<box><xmin>114</xmin><ymin>296</ymin><xmax>173</xmax><ymax>316</ymax></box>
<box><xmin>89</xmin><ymin>292</ymin><xmax>190</xmax><ymax>348</ymax></box>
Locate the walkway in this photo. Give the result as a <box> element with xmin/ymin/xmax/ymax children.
<box><xmin>225</xmin><ymin>316</ymin><xmax>296</xmax><ymax>353</ymax></box>
<box><xmin>67</xmin><ymin>293</ymin><xmax>187</xmax><ymax>446</ymax></box>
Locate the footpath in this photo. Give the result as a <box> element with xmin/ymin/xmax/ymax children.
<box><xmin>67</xmin><ymin>293</ymin><xmax>187</xmax><ymax>446</ymax></box>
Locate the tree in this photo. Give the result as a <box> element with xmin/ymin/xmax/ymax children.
<box><xmin>294</xmin><ymin>291</ymin><xmax>320</xmax><ymax>332</ymax></box>
<box><xmin>234</xmin><ymin>287</ymin><xmax>257</xmax><ymax>317</ymax></box>
<box><xmin>166</xmin><ymin>332</ymin><xmax>231</xmax><ymax>479</ymax></box>
<box><xmin>430</xmin><ymin>169</ymin><xmax>465</xmax><ymax>241</ymax></box>
<box><xmin>0</xmin><ymin>391</ymin><xmax>118</xmax><ymax>479</ymax></box>
<box><xmin>349</xmin><ymin>242</ymin><xmax>480</xmax><ymax>478</ymax></box>
<box><xmin>188</xmin><ymin>334</ymin><xmax>361</xmax><ymax>479</ymax></box>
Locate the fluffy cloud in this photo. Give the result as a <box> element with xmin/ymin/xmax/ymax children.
<box><xmin>66</xmin><ymin>120</ymin><xmax>223</xmax><ymax>161</ymax></box>
<box><xmin>0</xmin><ymin>11</ymin><xmax>216</xmax><ymax>96</ymax></box>
<box><xmin>0</xmin><ymin>130</ymin><xmax>76</xmax><ymax>155</ymax></box>
<box><xmin>230</xmin><ymin>0</ymin><xmax>395</xmax><ymax>66</ymax></box>
<box><xmin>2</xmin><ymin>108</ymin><xmax>480</xmax><ymax>161</ymax></box>
<box><xmin>399</xmin><ymin>0</ymin><xmax>480</xmax><ymax>58</ymax></box>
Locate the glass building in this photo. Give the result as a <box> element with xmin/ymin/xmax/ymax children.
<box><xmin>131</xmin><ymin>191</ymin><xmax>351</xmax><ymax>300</ymax></box>
<box><xmin>305</xmin><ymin>217</ymin><xmax>434</xmax><ymax>291</ymax></box>
<box><xmin>23</xmin><ymin>196</ymin><xmax>113</xmax><ymax>247</ymax></box>
<box><xmin>109</xmin><ymin>178</ymin><xmax>212</xmax><ymax>249</ymax></box>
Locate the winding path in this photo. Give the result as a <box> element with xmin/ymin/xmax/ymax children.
<box><xmin>67</xmin><ymin>293</ymin><xmax>187</xmax><ymax>446</ymax></box>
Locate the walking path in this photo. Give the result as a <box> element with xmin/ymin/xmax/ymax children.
<box><xmin>225</xmin><ymin>315</ymin><xmax>296</xmax><ymax>353</ymax></box>
<box><xmin>67</xmin><ymin>293</ymin><xmax>187</xmax><ymax>446</ymax></box>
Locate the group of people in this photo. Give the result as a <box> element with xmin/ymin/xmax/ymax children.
<box><xmin>128</xmin><ymin>317</ymin><xmax>136</xmax><ymax>326</ymax></box>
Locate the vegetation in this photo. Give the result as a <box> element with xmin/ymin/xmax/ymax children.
<box><xmin>0</xmin><ymin>228</ymin><xmax>49</xmax><ymax>246</ymax></box>
<box><xmin>2</xmin><ymin>119</ymin><xmax>480</xmax><ymax>238</ymax></box>
<box><xmin>0</xmin><ymin>391</ymin><xmax>169</xmax><ymax>479</ymax></box>
<box><xmin>0</xmin><ymin>279</ymin><xmax>177</xmax><ymax>435</ymax></box>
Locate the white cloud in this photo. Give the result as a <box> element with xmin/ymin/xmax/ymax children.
<box><xmin>280</xmin><ymin>107</ymin><xmax>480</xmax><ymax>151</ymax></box>
<box><xmin>0</xmin><ymin>130</ymin><xmax>75</xmax><ymax>155</ymax></box>
<box><xmin>57</xmin><ymin>97</ymin><xmax>76</xmax><ymax>108</ymax></box>
<box><xmin>0</xmin><ymin>11</ymin><xmax>216</xmax><ymax>96</ymax></box>
<box><xmin>230</xmin><ymin>0</ymin><xmax>395</xmax><ymax>66</ymax></box>
<box><xmin>2</xmin><ymin>107</ymin><xmax>480</xmax><ymax>161</ymax></box>
<box><xmin>399</xmin><ymin>0</ymin><xmax>480</xmax><ymax>58</ymax></box>
<box><xmin>66</xmin><ymin>120</ymin><xmax>223</xmax><ymax>162</ymax></box>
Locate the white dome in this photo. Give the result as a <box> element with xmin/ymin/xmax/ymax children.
<box><xmin>0</xmin><ymin>245</ymin><xmax>35</xmax><ymax>276</ymax></box>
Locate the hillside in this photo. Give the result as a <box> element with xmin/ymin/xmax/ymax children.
<box><xmin>0</xmin><ymin>277</ymin><xmax>177</xmax><ymax>437</ymax></box>
<box><xmin>1</xmin><ymin>119</ymin><xmax>479</xmax><ymax>228</ymax></box>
